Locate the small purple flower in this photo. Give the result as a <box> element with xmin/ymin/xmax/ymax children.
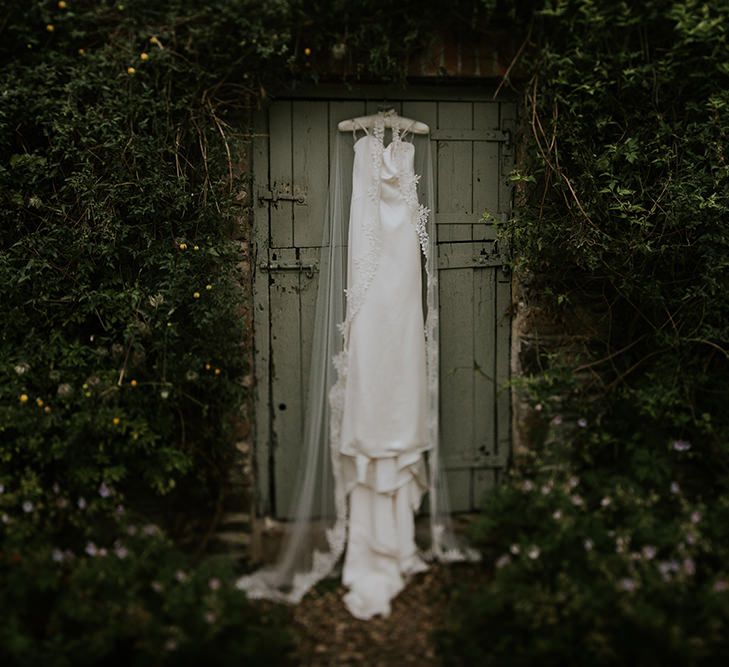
<box><xmin>115</xmin><ymin>504</ymin><xmax>125</xmax><ymax>516</ymax></box>
<box><xmin>672</xmin><ymin>439</ymin><xmax>691</xmax><ymax>452</ymax></box>
<box><xmin>98</xmin><ymin>482</ymin><xmax>112</xmax><ymax>498</ymax></box>
<box><xmin>570</xmin><ymin>494</ymin><xmax>584</xmax><ymax>506</ymax></box>
<box><xmin>686</xmin><ymin>531</ymin><xmax>697</xmax><ymax>545</ymax></box>
<box><xmin>690</xmin><ymin>510</ymin><xmax>702</xmax><ymax>524</ymax></box>
<box><xmin>143</xmin><ymin>523</ymin><xmax>159</xmax><ymax>536</ymax></box>
<box><xmin>577</xmin><ymin>417</ymin><xmax>588</xmax><ymax>428</ymax></box>
<box><xmin>85</xmin><ymin>542</ymin><xmax>98</xmax><ymax>557</ymax></box>
<box><xmin>618</xmin><ymin>577</ymin><xmax>637</xmax><ymax>592</ymax></box>
<box><xmin>175</xmin><ymin>569</ymin><xmax>188</xmax><ymax>583</ymax></box>
<box><xmin>114</xmin><ymin>545</ymin><xmax>129</xmax><ymax>559</ymax></box>
<box><xmin>22</xmin><ymin>500</ymin><xmax>33</xmax><ymax>513</ymax></box>
<box><xmin>683</xmin><ymin>557</ymin><xmax>696</xmax><ymax>576</ymax></box>
<box><xmin>495</xmin><ymin>554</ymin><xmax>511</xmax><ymax>569</ymax></box>
<box><xmin>551</xmin><ymin>414</ymin><xmax>563</xmax><ymax>426</ymax></box>
<box><xmin>641</xmin><ymin>545</ymin><xmax>657</xmax><ymax>560</ymax></box>
<box><xmin>713</xmin><ymin>579</ymin><xmax>729</xmax><ymax>593</ymax></box>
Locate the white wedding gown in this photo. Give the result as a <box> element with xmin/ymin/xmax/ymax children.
<box><xmin>336</xmin><ymin>121</ymin><xmax>430</xmax><ymax>619</ymax></box>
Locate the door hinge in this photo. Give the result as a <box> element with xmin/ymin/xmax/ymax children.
<box><xmin>259</xmin><ymin>260</ymin><xmax>318</xmax><ymax>278</ymax></box>
<box><xmin>258</xmin><ymin>186</ymin><xmax>307</xmax><ymax>206</ymax></box>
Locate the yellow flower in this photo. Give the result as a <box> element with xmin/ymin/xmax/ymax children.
<box><xmin>127</xmin><ymin>66</ymin><xmax>136</xmax><ymax>75</ymax></box>
<box><xmin>193</xmin><ymin>245</ymin><xmax>199</xmax><ymax>251</ymax></box>
<box><xmin>303</xmin><ymin>47</ymin><xmax>311</xmax><ymax>56</ymax></box>
<box><xmin>204</xmin><ymin>362</ymin><xmax>211</xmax><ymax>370</ymax></box>
<box><xmin>193</xmin><ymin>291</ymin><xmax>200</xmax><ymax>299</ymax></box>
<box><xmin>112</xmin><ymin>416</ymin><xmax>120</xmax><ymax>425</ymax></box>
<box><xmin>140</xmin><ymin>52</ymin><xmax>149</xmax><ymax>61</ymax></box>
<box><xmin>214</xmin><ymin>368</ymin><xmax>221</xmax><ymax>376</ymax></box>
<box><xmin>78</xmin><ymin>48</ymin><xmax>86</xmax><ymax>56</ymax></box>
<box><xmin>150</xmin><ymin>36</ymin><xmax>160</xmax><ymax>46</ymax></box>
<box><xmin>19</xmin><ymin>393</ymin><xmax>29</xmax><ymax>404</ymax></box>
<box><xmin>179</xmin><ymin>242</ymin><xmax>187</xmax><ymax>250</ymax></box>
<box><xmin>130</xmin><ymin>379</ymin><xmax>138</xmax><ymax>387</ymax></box>
<box><xmin>58</xmin><ymin>1</ymin><xmax>67</xmax><ymax>8</ymax></box>
<box><xmin>44</xmin><ymin>406</ymin><xmax>52</xmax><ymax>414</ymax></box>
<box><xmin>132</xmin><ymin>431</ymin><xmax>139</xmax><ymax>440</ymax></box>
<box><xmin>36</xmin><ymin>398</ymin><xmax>44</xmax><ymax>407</ymax></box>
<box><xmin>205</xmin><ymin>284</ymin><xmax>213</xmax><ymax>290</ymax></box>
<box><xmin>46</xmin><ymin>24</ymin><xmax>55</xmax><ymax>33</ymax></box>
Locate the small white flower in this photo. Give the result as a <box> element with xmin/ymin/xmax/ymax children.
<box><xmin>175</xmin><ymin>569</ymin><xmax>188</xmax><ymax>583</ymax></box>
<box><xmin>116</xmin><ymin>504</ymin><xmax>125</xmax><ymax>515</ymax></box>
<box><xmin>551</xmin><ymin>414</ymin><xmax>563</xmax><ymax>426</ymax></box>
<box><xmin>208</xmin><ymin>577</ymin><xmax>221</xmax><ymax>591</ymax></box>
<box><xmin>0</xmin><ymin>483</ymin><xmax>4</xmax><ymax>494</ymax></box>
<box><xmin>85</xmin><ymin>542</ymin><xmax>98</xmax><ymax>557</ymax></box>
<box><xmin>115</xmin><ymin>545</ymin><xmax>129</xmax><ymax>559</ymax></box>
<box><xmin>540</xmin><ymin>482</ymin><xmax>553</xmax><ymax>495</ymax></box>
<box><xmin>683</xmin><ymin>557</ymin><xmax>696</xmax><ymax>576</ymax></box>
<box><xmin>509</xmin><ymin>543</ymin><xmax>520</xmax><ymax>555</ymax></box>
<box><xmin>522</xmin><ymin>480</ymin><xmax>534</xmax><ymax>492</ymax></box>
<box><xmin>77</xmin><ymin>497</ymin><xmax>87</xmax><ymax>509</ymax></box>
<box><xmin>570</xmin><ymin>494</ymin><xmax>584</xmax><ymax>506</ymax></box>
<box><xmin>52</xmin><ymin>548</ymin><xmax>65</xmax><ymax>562</ymax></box>
<box><xmin>601</xmin><ymin>496</ymin><xmax>612</xmax><ymax>507</ymax></box>
<box><xmin>126</xmin><ymin>525</ymin><xmax>138</xmax><ymax>536</ymax></box>
<box><xmin>686</xmin><ymin>531</ymin><xmax>697</xmax><ymax>545</ymax></box>
<box><xmin>204</xmin><ymin>611</ymin><xmax>217</xmax><ymax>624</ymax></box>
<box><xmin>552</xmin><ymin>509</ymin><xmax>563</xmax><ymax>520</ymax></box>
<box><xmin>143</xmin><ymin>523</ymin><xmax>159</xmax><ymax>536</ymax></box>
<box><xmin>98</xmin><ymin>547</ymin><xmax>108</xmax><ymax>557</ymax></box>
<box><xmin>495</xmin><ymin>554</ymin><xmax>511</xmax><ymax>569</ymax></box>
<box><xmin>641</xmin><ymin>545</ymin><xmax>657</xmax><ymax>560</ymax></box>
<box><xmin>151</xmin><ymin>581</ymin><xmax>164</xmax><ymax>593</ymax></box>
<box><xmin>713</xmin><ymin>579</ymin><xmax>729</xmax><ymax>593</ymax></box>
<box><xmin>527</xmin><ymin>545</ymin><xmax>540</xmax><ymax>560</ymax></box>
<box><xmin>98</xmin><ymin>482</ymin><xmax>112</xmax><ymax>498</ymax></box>
<box><xmin>672</xmin><ymin>439</ymin><xmax>691</xmax><ymax>452</ymax></box>
<box><xmin>690</xmin><ymin>510</ymin><xmax>702</xmax><ymax>524</ymax></box>
<box><xmin>160</xmin><ymin>389</ymin><xmax>170</xmax><ymax>399</ymax></box>
<box><xmin>568</xmin><ymin>476</ymin><xmax>580</xmax><ymax>489</ymax></box>
<box><xmin>584</xmin><ymin>538</ymin><xmax>594</xmax><ymax>551</ymax></box>
<box><xmin>52</xmin><ymin>482</ymin><xmax>60</xmax><ymax>494</ymax></box>
<box><xmin>577</xmin><ymin>417</ymin><xmax>588</xmax><ymax>428</ymax></box>
<box><xmin>14</xmin><ymin>362</ymin><xmax>30</xmax><ymax>375</ymax></box>
<box><xmin>164</xmin><ymin>639</ymin><xmax>178</xmax><ymax>652</ymax></box>
<box><xmin>534</xmin><ymin>403</ymin><xmax>543</xmax><ymax>412</ymax></box>
<box><xmin>1</xmin><ymin>513</ymin><xmax>9</xmax><ymax>524</ymax></box>
<box><xmin>670</xmin><ymin>482</ymin><xmax>681</xmax><ymax>495</ymax></box>
<box><xmin>22</xmin><ymin>500</ymin><xmax>33</xmax><ymax>513</ymax></box>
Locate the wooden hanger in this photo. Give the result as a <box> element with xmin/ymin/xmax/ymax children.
<box><xmin>337</xmin><ymin>107</ymin><xmax>430</xmax><ymax>134</ymax></box>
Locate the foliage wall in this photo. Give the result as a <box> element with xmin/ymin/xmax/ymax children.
<box><xmin>0</xmin><ymin>1</ymin><xmax>503</xmax><ymax>662</ymax></box>
<box><xmin>439</xmin><ymin>0</ymin><xmax>729</xmax><ymax>663</ymax></box>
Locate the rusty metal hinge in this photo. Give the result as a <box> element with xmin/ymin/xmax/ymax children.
<box><xmin>258</xmin><ymin>186</ymin><xmax>307</xmax><ymax>206</ymax></box>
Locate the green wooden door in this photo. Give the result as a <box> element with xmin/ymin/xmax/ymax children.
<box><xmin>253</xmin><ymin>86</ymin><xmax>514</xmax><ymax>518</ymax></box>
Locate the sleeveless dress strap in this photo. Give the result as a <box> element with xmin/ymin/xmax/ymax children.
<box><xmin>401</xmin><ymin>119</ymin><xmax>418</xmax><ymax>143</ymax></box>
<box><xmin>352</xmin><ymin>118</ymin><xmax>370</xmax><ymax>142</ymax></box>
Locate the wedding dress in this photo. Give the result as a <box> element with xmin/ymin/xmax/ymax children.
<box><xmin>336</xmin><ymin>117</ymin><xmax>432</xmax><ymax>618</ymax></box>
<box><xmin>236</xmin><ymin>110</ymin><xmax>477</xmax><ymax>619</ymax></box>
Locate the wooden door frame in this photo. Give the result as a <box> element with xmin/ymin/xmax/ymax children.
<box><xmin>251</xmin><ymin>81</ymin><xmax>516</xmax><ymax>519</ymax></box>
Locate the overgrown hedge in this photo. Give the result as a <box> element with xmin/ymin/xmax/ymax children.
<box><xmin>438</xmin><ymin>1</ymin><xmax>729</xmax><ymax>664</ymax></box>
<box><xmin>0</xmin><ymin>1</ymin><xmax>505</xmax><ymax>663</ymax></box>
